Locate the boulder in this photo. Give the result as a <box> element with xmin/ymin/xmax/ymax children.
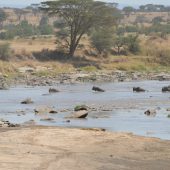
<box><xmin>0</xmin><ymin>119</ymin><xmax>19</xmax><ymax>128</ymax></box>
<box><xmin>0</xmin><ymin>82</ymin><xmax>9</xmax><ymax>90</ymax></box>
<box><xmin>133</xmin><ymin>87</ymin><xmax>146</xmax><ymax>92</ymax></box>
<box><xmin>92</xmin><ymin>86</ymin><xmax>105</xmax><ymax>92</ymax></box>
<box><xmin>67</xmin><ymin>110</ymin><xmax>88</xmax><ymax>119</ymax></box>
<box><xmin>21</xmin><ymin>98</ymin><xmax>34</xmax><ymax>104</ymax></box>
<box><xmin>144</xmin><ymin>109</ymin><xmax>156</xmax><ymax>116</ymax></box>
<box><xmin>162</xmin><ymin>86</ymin><xmax>170</xmax><ymax>92</ymax></box>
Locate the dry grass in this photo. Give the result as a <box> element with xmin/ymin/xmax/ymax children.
<box><xmin>102</xmin><ymin>54</ymin><xmax>170</xmax><ymax>72</ymax></box>
<box><xmin>0</xmin><ymin>35</ymin><xmax>170</xmax><ymax>76</ymax></box>
<box><xmin>0</xmin><ymin>36</ymin><xmax>56</xmax><ymax>54</ymax></box>
<box><xmin>15</xmin><ymin>60</ymin><xmax>75</xmax><ymax>75</ymax></box>
<box><xmin>0</xmin><ymin>61</ymin><xmax>16</xmax><ymax>75</ymax></box>
<box><xmin>0</xmin><ymin>59</ymin><xmax>74</xmax><ymax>77</ymax></box>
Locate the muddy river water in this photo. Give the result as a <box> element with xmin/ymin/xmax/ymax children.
<box><xmin>0</xmin><ymin>80</ymin><xmax>170</xmax><ymax>140</ymax></box>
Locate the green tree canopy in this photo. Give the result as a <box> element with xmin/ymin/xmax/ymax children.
<box><xmin>152</xmin><ymin>16</ymin><xmax>163</xmax><ymax>25</ymax></box>
<box><xmin>40</xmin><ymin>0</ymin><xmax>120</xmax><ymax>56</ymax></box>
<box><xmin>0</xmin><ymin>9</ymin><xmax>7</xmax><ymax>29</ymax></box>
<box><xmin>91</xmin><ymin>28</ymin><xmax>114</xmax><ymax>55</ymax></box>
<box><xmin>123</xmin><ymin>6</ymin><xmax>136</xmax><ymax>15</ymax></box>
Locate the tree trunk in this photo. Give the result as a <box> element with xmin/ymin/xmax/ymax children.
<box><xmin>69</xmin><ymin>44</ymin><xmax>76</xmax><ymax>56</ymax></box>
<box><xmin>118</xmin><ymin>46</ymin><xmax>120</xmax><ymax>55</ymax></box>
<box><xmin>69</xmin><ymin>32</ymin><xmax>84</xmax><ymax>56</ymax></box>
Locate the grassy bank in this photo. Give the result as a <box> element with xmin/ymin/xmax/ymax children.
<box><xmin>0</xmin><ymin>36</ymin><xmax>170</xmax><ymax>77</ymax></box>
<box><xmin>0</xmin><ymin>57</ymin><xmax>170</xmax><ymax>79</ymax></box>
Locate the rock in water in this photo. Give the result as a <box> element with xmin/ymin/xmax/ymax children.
<box><xmin>92</xmin><ymin>86</ymin><xmax>105</xmax><ymax>92</ymax></box>
<box><xmin>133</xmin><ymin>87</ymin><xmax>146</xmax><ymax>92</ymax></box>
<box><xmin>0</xmin><ymin>119</ymin><xmax>19</xmax><ymax>128</ymax></box>
<box><xmin>73</xmin><ymin>110</ymin><xmax>88</xmax><ymax>118</ymax></box>
<box><xmin>144</xmin><ymin>109</ymin><xmax>156</xmax><ymax>116</ymax></box>
<box><xmin>0</xmin><ymin>82</ymin><xmax>9</xmax><ymax>90</ymax></box>
<box><xmin>49</xmin><ymin>88</ymin><xmax>60</xmax><ymax>93</ymax></box>
<box><xmin>67</xmin><ymin>110</ymin><xmax>88</xmax><ymax>119</ymax></box>
<box><xmin>162</xmin><ymin>86</ymin><xmax>170</xmax><ymax>92</ymax></box>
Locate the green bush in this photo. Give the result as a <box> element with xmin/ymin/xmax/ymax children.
<box><xmin>0</xmin><ymin>43</ymin><xmax>11</xmax><ymax>61</ymax></box>
<box><xmin>39</xmin><ymin>16</ymin><xmax>53</xmax><ymax>35</ymax></box>
<box><xmin>39</xmin><ymin>24</ymin><xmax>53</xmax><ymax>35</ymax></box>
<box><xmin>125</xmin><ymin>35</ymin><xmax>140</xmax><ymax>54</ymax></box>
<box><xmin>0</xmin><ymin>31</ymin><xmax>15</xmax><ymax>40</ymax></box>
<box><xmin>0</xmin><ymin>19</ymin><xmax>54</xmax><ymax>40</ymax></box>
<box><xmin>91</xmin><ymin>28</ymin><xmax>114</xmax><ymax>54</ymax></box>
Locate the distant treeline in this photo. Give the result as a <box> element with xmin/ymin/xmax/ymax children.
<box><xmin>117</xmin><ymin>24</ymin><xmax>170</xmax><ymax>35</ymax></box>
<box><xmin>123</xmin><ymin>4</ymin><xmax>170</xmax><ymax>13</ymax></box>
<box><xmin>0</xmin><ymin>16</ymin><xmax>53</xmax><ymax>40</ymax></box>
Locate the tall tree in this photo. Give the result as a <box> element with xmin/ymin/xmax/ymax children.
<box><xmin>40</xmin><ymin>0</ymin><xmax>120</xmax><ymax>56</ymax></box>
<box><xmin>123</xmin><ymin>6</ymin><xmax>136</xmax><ymax>16</ymax></box>
<box><xmin>91</xmin><ymin>27</ymin><xmax>114</xmax><ymax>55</ymax></box>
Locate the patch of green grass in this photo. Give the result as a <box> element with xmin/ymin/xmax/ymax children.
<box><xmin>34</xmin><ymin>70</ymin><xmax>51</xmax><ymax>77</ymax></box>
<box><xmin>79</xmin><ymin>66</ymin><xmax>98</xmax><ymax>72</ymax></box>
<box><xmin>74</xmin><ymin>105</ymin><xmax>88</xmax><ymax>111</ymax></box>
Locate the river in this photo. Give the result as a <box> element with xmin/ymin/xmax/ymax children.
<box><xmin>0</xmin><ymin>80</ymin><xmax>170</xmax><ymax>139</ymax></box>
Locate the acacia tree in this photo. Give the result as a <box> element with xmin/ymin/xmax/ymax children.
<box><xmin>123</xmin><ymin>6</ymin><xmax>136</xmax><ymax>16</ymax></box>
<box><xmin>113</xmin><ymin>35</ymin><xmax>126</xmax><ymax>55</ymax></box>
<box><xmin>91</xmin><ymin>28</ymin><xmax>114</xmax><ymax>55</ymax></box>
<box><xmin>41</xmin><ymin>0</ymin><xmax>119</xmax><ymax>56</ymax></box>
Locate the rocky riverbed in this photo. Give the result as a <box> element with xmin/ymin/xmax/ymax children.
<box><xmin>1</xmin><ymin>70</ymin><xmax>170</xmax><ymax>88</ymax></box>
<box><xmin>0</xmin><ymin>71</ymin><xmax>170</xmax><ymax>169</ymax></box>
<box><xmin>0</xmin><ymin>80</ymin><xmax>170</xmax><ymax>139</ymax></box>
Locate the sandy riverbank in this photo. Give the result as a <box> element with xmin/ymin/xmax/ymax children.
<box><xmin>0</xmin><ymin>126</ymin><xmax>170</xmax><ymax>170</ymax></box>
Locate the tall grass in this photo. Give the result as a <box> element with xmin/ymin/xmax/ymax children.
<box><xmin>141</xmin><ymin>36</ymin><xmax>170</xmax><ymax>66</ymax></box>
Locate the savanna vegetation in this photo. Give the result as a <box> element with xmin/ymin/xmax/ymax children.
<box><xmin>0</xmin><ymin>1</ymin><xmax>170</xmax><ymax>75</ymax></box>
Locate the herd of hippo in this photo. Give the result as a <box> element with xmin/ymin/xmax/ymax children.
<box><xmin>92</xmin><ymin>85</ymin><xmax>170</xmax><ymax>93</ymax></box>
<box><xmin>19</xmin><ymin>84</ymin><xmax>170</xmax><ymax>120</ymax></box>
<box><xmin>133</xmin><ymin>85</ymin><xmax>170</xmax><ymax>93</ymax></box>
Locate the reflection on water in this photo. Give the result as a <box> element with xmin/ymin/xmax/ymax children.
<box><xmin>0</xmin><ymin>80</ymin><xmax>170</xmax><ymax>140</ymax></box>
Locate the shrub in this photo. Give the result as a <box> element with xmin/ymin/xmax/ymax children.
<box><xmin>0</xmin><ymin>43</ymin><xmax>11</xmax><ymax>61</ymax></box>
<box><xmin>0</xmin><ymin>31</ymin><xmax>15</xmax><ymax>40</ymax></box>
<box><xmin>91</xmin><ymin>28</ymin><xmax>114</xmax><ymax>55</ymax></box>
<box><xmin>125</xmin><ymin>35</ymin><xmax>140</xmax><ymax>54</ymax></box>
<box><xmin>39</xmin><ymin>16</ymin><xmax>53</xmax><ymax>35</ymax></box>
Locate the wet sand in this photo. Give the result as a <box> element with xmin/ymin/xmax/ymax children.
<box><xmin>0</xmin><ymin>126</ymin><xmax>170</xmax><ymax>170</ymax></box>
